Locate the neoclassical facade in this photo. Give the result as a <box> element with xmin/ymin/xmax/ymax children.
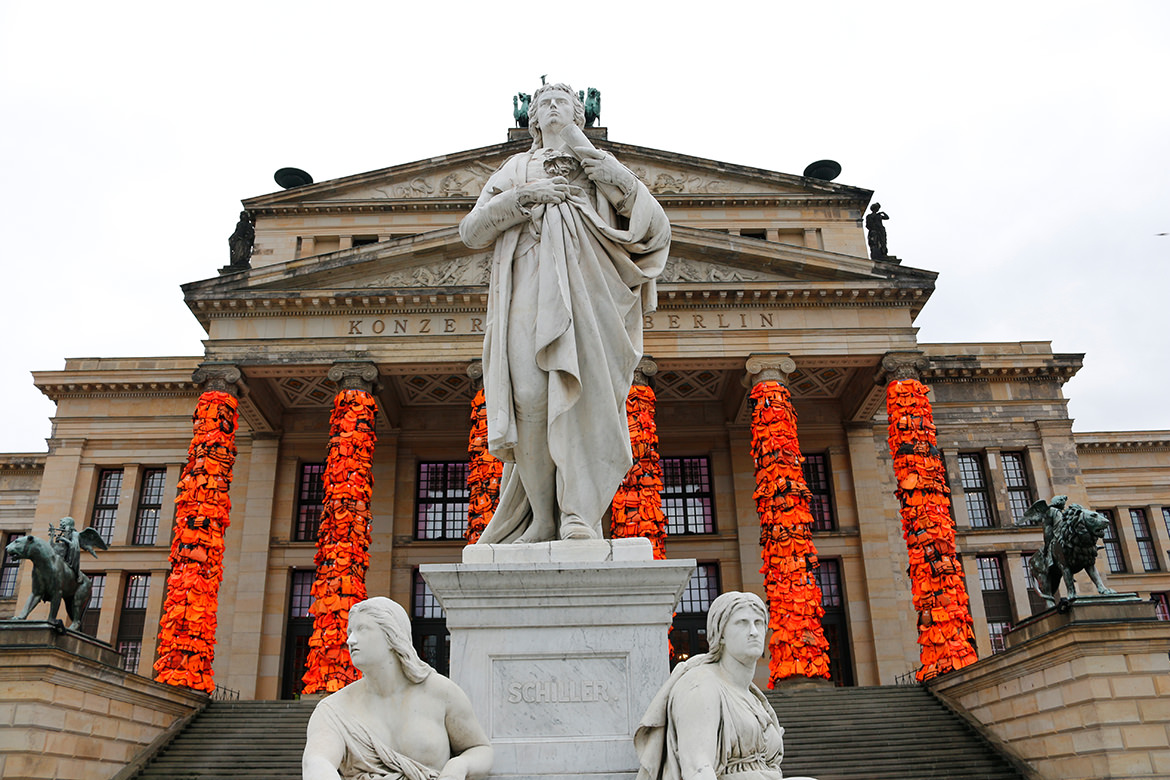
<box><xmin>3</xmin><ymin>126</ymin><xmax>1168</xmax><ymax>698</ymax></box>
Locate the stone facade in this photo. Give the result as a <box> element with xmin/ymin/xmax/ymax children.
<box><xmin>1</xmin><ymin>127</ymin><xmax>1168</xmax><ymax>708</ymax></box>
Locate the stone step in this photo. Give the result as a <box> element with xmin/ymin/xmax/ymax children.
<box><xmin>129</xmin><ymin>687</ymin><xmax>1027</xmax><ymax>780</ymax></box>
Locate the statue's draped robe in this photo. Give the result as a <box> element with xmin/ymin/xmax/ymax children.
<box><xmin>635</xmin><ymin>658</ymin><xmax>785</xmax><ymax>780</ymax></box>
<box><xmin>460</xmin><ymin>149</ymin><xmax>669</xmax><ymax>541</ymax></box>
<box><xmin>315</xmin><ymin>695</ymin><xmax>439</xmax><ymax>780</ymax></box>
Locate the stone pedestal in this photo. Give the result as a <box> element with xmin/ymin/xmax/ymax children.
<box><xmin>929</xmin><ymin>594</ymin><xmax>1170</xmax><ymax>780</ymax></box>
<box><xmin>0</xmin><ymin>621</ymin><xmax>207</xmax><ymax>780</ymax></box>
<box><xmin>422</xmin><ymin>538</ymin><xmax>694</xmax><ymax>780</ymax></box>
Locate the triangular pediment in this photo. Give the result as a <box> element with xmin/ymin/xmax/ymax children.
<box><xmin>186</xmin><ymin>224</ymin><xmax>931</xmax><ymax>305</ymax></box>
<box><xmin>243</xmin><ymin>139</ymin><xmax>870</xmax><ymax>210</ymax></box>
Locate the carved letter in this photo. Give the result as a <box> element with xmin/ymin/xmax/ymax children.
<box><xmin>643</xmin><ymin>314</ymin><xmax>654</xmax><ymax>330</ymax></box>
<box><xmin>693</xmin><ymin>315</ymin><xmax>706</xmax><ymax>329</ymax></box>
<box><xmin>471</xmin><ymin>318</ymin><xmax>484</xmax><ymax>333</ymax></box>
<box><xmin>371</xmin><ymin>319</ymin><xmax>385</xmax><ymax>334</ymax></box>
<box><xmin>717</xmin><ymin>314</ymin><xmax>730</xmax><ymax>328</ymax></box>
<box><xmin>522</xmin><ymin>682</ymin><xmax>537</xmax><ymax>703</ymax></box>
<box><xmin>740</xmin><ymin>313</ymin><xmax>748</xmax><ymax>327</ymax></box>
<box><xmin>760</xmin><ymin>313</ymin><xmax>774</xmax><ymax>328</ymax></box>
<box><xmin>668</xmin><ymin>314</ymin><xmax>680</xmax><ymax>329</ymax></box>
<box><xmin>507</xmin><ymin>682</ymin><xmax>523</xmax><ymax>704</ymax></box>
<box><xmin>348</xmin><ymin>320</ymin><xmax>363</xmax><ymax>335</ymax></box>
<box><xmin>420</xmin><ymin>318</ymin><xmax>432</xmax><ymax>333</ymax></box>
<box><xmin>444</xmin><ymin>318</ymin><xmax>456</xmax><ymax>333</ymax></box>
<box><xmin>394</xmin><ymin>319</ymin><xmax>408</xmax><ymax>334</ymax></box>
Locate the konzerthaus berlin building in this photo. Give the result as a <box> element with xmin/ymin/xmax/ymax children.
<box><xmin>2</xmin><ymin>124</ymin><xmax>1168</xmax><ymax>698</ymax></box>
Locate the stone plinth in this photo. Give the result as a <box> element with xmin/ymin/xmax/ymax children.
<box><xmin>929</xmin><ymin>596</ymin><xmax>1170</xmax><ymax>780</ymax></box>
<box><xmin>0</xmin><ymin>621</ymin><xmax>207</xmax><ymax>780</ymax></box>
<box><xmin>422</xmin><ymin>538</ymin><xmax>694</xmax><ymax>780</ymax></box>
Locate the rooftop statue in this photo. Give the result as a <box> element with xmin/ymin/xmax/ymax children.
<box><xmin>635</xmin><ymin>592</ymin><xmax>818</xmax><ymax>780</ymax></box>
<box><xmin>1025</xmin><ymin>496</ymin><xmax>1118</xmax><ymax>606</ymax></box>
<box><xmin>865</xmin><ymin>203</ymin><xmax>889</xmax><ymax>262</ymax></box>
<box><xmin>228</xmin><ymin>210</ymin><xmax>255</xmax><ymax>269</ymax></box>
<box><xmin>4</xmin><ymin>516</ymin><xmax>108</xmax><ymax>632</ymax></box>
<box><xmin>512</xmin><ymin>92</ymin><xmax>531</xmax><ymax>128</ymax></box>
<box><xmin>302</xmin><ymin>597</ymin><xmax>493</xmax><ymax>780</ymax></box>
<box><xmin>577</xmin><ymin>87</ymin><xmax>601</xmax><ymax>127</ymax></box>
<box><xmin>461</xmin><ymin>83</ymin><xmax>670</xmax><ymax>543</ymax></box>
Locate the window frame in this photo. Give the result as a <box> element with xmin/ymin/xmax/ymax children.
<box><xmin>132</xmin><ymin>468</ymin><xmax>167</xmax><ymax>546</ymax></box>
<box><xmin>976</xmin><ymin>554</ymin><xmax>1012</xmax><ymax>653</ymax></box>
<box><xmin>91</xmin><ymin>468</ymin><xmax>124</xmax><ymax>542</ymax></box>
<box><xmin>802</xmin><ymin>452</ymin><xmax>836</xmax><ymax>532</ymax></box>
<box><xmin>1099</xmin><ymin>509</ymin><xmax>1128</xmax><ymax>574</ymax></box>
<box><xmin>957</xmin><ymin>453</ymin><xmax>994</xmax><ymax>528</ymax></box>
<box><xmin>1000</xmin><ymin>451</ymin><xmax>1033</xmax><ymax>525</ymax></box>
<box><xmin>414</xmin><ymin>461</ymin><xmax>470</xmax><ymax>541</ymax></box>
<box><xmin>1</xmin><ymin>530</ymin><xmax>27</xmax><ymax>598</ymax></box>
<box><xmin>293</xmin><ymin>462</ymin><xmax>327</xmax><ymax>542</ymax></box>
<box><xmin>661</xmin><ymin>456</ymin><xmax>716</xmax><ymax>535</ymax></box>
<box><xmin>1129</xmin><ymin>508</ymin><xmax>1161</xmax><ymax>572</ymax></box>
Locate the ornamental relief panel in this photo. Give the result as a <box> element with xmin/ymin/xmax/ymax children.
<box><xmin>659</xmin><ymin>257</ymin><xmax>774</xmax><ymax>283</ymax></box>
<box><xmin>361</xmin><ymin>253</ymin><xmax>492</xmax><ymax>288</ymax></box>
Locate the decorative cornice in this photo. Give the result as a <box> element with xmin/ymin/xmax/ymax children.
<box><xmin>1075</xmin><ymin>433</ymin><xmax>1170</xmax><ymax>453</ymax></box>
<box><xmin>36</xmin><ymin>380</ymin><xmax>200</xmax><ymax>401</ymax></box>
<box><xmin>922</xmin><ymin>365</ymin><xmax>1080</xmax><ymax>383</ymax></box>
<box><xmin>0</xmin><ymin>454</ymin><xmax>45</xmax><ymax>472</ymax></box>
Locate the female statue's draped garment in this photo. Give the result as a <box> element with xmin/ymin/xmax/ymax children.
<box><xmin>461</xmin><ymin>149</ymin><xmax>670</xmax><ymax>542</ymax></box>
<box><xmin>635</xmin><ymin>657</ymin><xmax>785</xmax><ymax>780</ymax></box>
<box><xmin>314</xmin><ymin>695</ymin><xmax>440</xmax><ymax>780</ymax></box>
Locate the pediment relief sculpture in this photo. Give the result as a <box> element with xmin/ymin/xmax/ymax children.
<box><xmin>362</xmin><ymin>161</ymin><xmax>502</xmax><ymax>199</ymax></box>
<box><xmin>659</xmin><ymin>257</ymin><xmax>774</xmax><ymax>283</ymax></box>
<box><xmin>359</xmin><ymin>253</ymin><xmax>492</xmax><ymax>288</ymax></box>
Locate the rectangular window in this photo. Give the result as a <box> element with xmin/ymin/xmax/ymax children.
<box><xmin>1</xmin><ymin>531</ymin><xmax>27</xmax><ymax>598</ymax></box>
<box><xmin>132</xmin><ymin>469</ymin><xmax>167</xmax><ymax>545</ymax></box>
<box><xmin>294</xmin><ymin>463</ymin><xmax>326</xmax><ymax>542</ymax></box>
<box><xmin>739</xmin><ymin>228</ymin><xmax>767</xmax><ymax>240</ymax></box>
<box><xmin>1130</xmin><ymin>508</ymin><xmax>1161</xmax><ymax>572</ymax></box>
<box><xmin>976</xmin><ymin>555</ymin><xmax>1012</xmax><ymax>653</ymax></box>
<box><xmin>1162</xmin><ymin>507</ymin><xmax>1170</xmax><ymax>539</ymax></box>
<box><xmin>670</xmin><ymin>563</ymin><xmax>720</xmax><ymax>666</ymax></box>
<box><xmin>1099</xmin><ymin>510</ymin><xmax>1127</xmax><ymax>574</ymax></box>
<box><xmin>92</xmin><ymin>469</ymin><xmax>124</xmax><ymax>541</ymax></box>
<box><xmin>281</xmin><ymin>569</ymin><xmax>316</xmax><ymax>700</ymax></box>
<box><xmin>803</xmin><ymin>453</ymin><xmax>836</xmax><ymax>532</ymax></box>
<box><xmin>79</xmin><ymin>572</ymin><xmax>106</xmax><ymax>636</ymax></box>
<box><xmin>289</xmin><ymin>570</ymin><xmax>315</xmax><ymax>619</ymax></box>
<box><xmin>116</xmin><ymin>574</ymin><xmax>150</xmax><ymax>673</ymax></box>
<box><xmin>958</xmin><ymin>454</ymin><xmax>994</xmax><ymax>528</ymax></box>
<box><xmin>662</xmin><ymin>457</ymin><xmax>715</xmax><ymax>535</ymax></box>
<box><xmin>411</xmin><ymin>570</ymin><xmax>449</xmax><ymax>675</ymax></box>
<box><xmin>1154</xmin><ymin>592</ymin><xmax>1170</xmax><ymax>621</ymax></box>
<box><xmin>1000</xmin><ymin>452</ymin><xmax>1033</xmax><ymax>524</ymax></box>
<box><xmin>415</xmin><ymin>462</ymin><xmax>469</xmax><ymax>540</ymax></box>
<box><xmin>815</xmin><ymin>559</ymin><xmax>843</xmax><ymax>609</ymax></box>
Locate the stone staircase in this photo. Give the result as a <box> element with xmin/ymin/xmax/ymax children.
<box><xmin>126</xmin><ymin>687</ymin><xmax>1027</xmax><ymax>780</ymax></box>
<box><xmin>771</xmin><ymin>685</ymin><xmax>1029</xmax><ymax>780</ymax></box>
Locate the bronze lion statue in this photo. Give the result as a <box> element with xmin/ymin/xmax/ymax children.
<box><xmin>1025</xmin><ymin>496</ymin><xmax>1117</xmax><ymax>607</ymax></box>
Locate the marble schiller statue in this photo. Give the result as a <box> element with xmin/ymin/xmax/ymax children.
<box><xmin>302</xmin><ymin>597</ymin><xmax>492</xmax><ymax>780</ymax></box>
<box><xmin>460</xmin><ymin>83</ymin><xmax>670</xmax><ymax>544</ymax></box>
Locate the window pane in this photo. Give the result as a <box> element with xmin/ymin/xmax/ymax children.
<box><xmin>958</xmin><ymin>454</ymin><xmax>993</xmax><ymax>527</ymax></box>
<box><xmin>1</xmin><ymin>531</ymin><xmax>26</xmax><ymax>597</ymax></box>
<box><xmin>977</xmin><ymin>556</ymin><xmax>1006</xmax><ymax>591</ymax></box>
<box><xmin>1130</xmin><ymin>508</ymin><xmax>1161</xmax><ymax>572</ymax></box>
<box><xmin>815</xmin><ymin>559</ymin><xmax>842</xmax><ymax>608</ymax></box>
<box><xmin>295</xmin><ymin>463</ymin><xmax>326</xmax><ymax>542</ymax></box>
<box><xmin>92</xmin><ymin>469</ymin><xmax>124</xmax><ymax>541</ymax></box>
<box><xmin>79</xmin><ymin>572</ymin><xmax>105</xmax><ymax>636</ymax></box>
<box><xmin>662</xmin><ymin>457</ymin><xmax>714</xmax><ymax>535</ymax></box>
<box><xmin>1099</xmin><ymin>510</ymin><xmax>1127</xmax><ymax>574</ymax></box>
<box><xmin>677</xmin><ymin>563</ymin><xmax>720</xmax><ymax>614</ymax></box>
<box><xmin>412</xmin><ymin>571</ymin><xmax>446</xmax><ymax>619</ymax></box>
<box><xmin>415</xmin><ymin>462</ymin><xmax>469</xmax><ymax>540</ymax></box>
<box><xmin>803</xmin><ymin>454</ymin><xmax>835</xmax><ymax>532</ymax></box>
<box><xmin>289</xmin><ymin>570</ymin><xmax>315</xmax><ymax>619</ymax></box>
<box><xmin>123</xmin><ymin>573</ymin><xmax>150</xmax><ymax>609</ymax></box>
<box><xmin>133</xmin><ymin>469</ymin><xmax>167</xmax><ymax>545</ymax></box>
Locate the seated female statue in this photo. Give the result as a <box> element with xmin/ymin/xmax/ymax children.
<box><xmin>635</xmin><ymin>591</ymin><xmax>816</xmax><ymax>780</ymax></box>
<box><xmin>302</xmin><ymin>597</ymin><xmax>493</xmax><ymax>780</ymax></box>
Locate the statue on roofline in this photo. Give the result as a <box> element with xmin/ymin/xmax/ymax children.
<box><xmin>228</xmin><ymin>210</ymin><xmax>255</xmax><ymax>269</ymax></box>
<box><xmin>1024</xmin><ymin>496</ymin><xmax>1118</xmax><ymax>607</ymax></box>
<box><xmin>865</xmin><ymin>203</ymin><xmax>889</xmax><ymax>262</ymax></box>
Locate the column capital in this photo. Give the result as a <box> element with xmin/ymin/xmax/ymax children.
<box><xmin>744</xmin><ymin>353</ymin><xmax>796</xmax><ymax>387</ymax></box>
<box><xmin>327</xmin><ymin>362</ymin><xmax>381</xmax><ymax>393</ymax></box>
<box><xmin>192</xmin><ymin>363</ymin><xmax>242</xmax><ymax>396</ymax></box>
<box><xmin>467</xmin><ymin>360</ymin><xmax>484</xmax><ymax>392</ymax></box>
<box><xmin>879</xmin><ymin>351</ymin><xmax>928</xmax><ymax>383</ymax></box>
<box><xmin>632</xmin><ymin>356</ymin><xmax>658</xmax><ymax>387</ymax></box>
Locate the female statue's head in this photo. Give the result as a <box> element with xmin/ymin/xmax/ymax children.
<box><xmin>705</xmin><ymin>591</ymin><xmax>768</xmax><ymax>663</ymax></box>
<box><xmin>528</xmin><ymin>83</ymin><xmax>586</xmax><ymax>148</ymax></box>
<box><xmin>347</xmin><ymin>597</ymin><xmax>433</xmax><ymax>683</ymax></box>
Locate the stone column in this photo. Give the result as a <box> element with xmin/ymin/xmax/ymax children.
<box><xmin>881</xmin><ymin>352</ymin><xmax>978</xmax><ymax>680</ymax></box>
<box><xmin>303</xmin><ymin>362</ymin><xmax>380</xmax><ymax>695</ymax></box>
<box><xmin>1034</xmin><ymin>419</ymin><xmax>1090</xmax><ymax>506</ymax></box>
<box><xmin>224</xmin><ymin>431</ymin><xmax>281</xmax><ymax>698</ymax></box>
<box><xmin>154</xmin><ymin>364</ymin><xmax>241</xmax><ymax>693</ymax></box>
<box><xmin>745</xmin><ymin>353</ymin><xmax>831</xmax><ymax>683</ymax></box>
<box><xmin>465</xmin><ymin>360</ymin><xmax>500</xmax><ymax>546</ymax></box>
<box><xmin>610</xmin><ymin>357</ymin><xmax>666</xmax><ymax>559</ymax></box>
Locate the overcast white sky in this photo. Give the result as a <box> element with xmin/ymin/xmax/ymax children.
<box><xmin>1</xmin><ymin>2</ymin><xmax>1167</xmax><ymax>453</ymax></box>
